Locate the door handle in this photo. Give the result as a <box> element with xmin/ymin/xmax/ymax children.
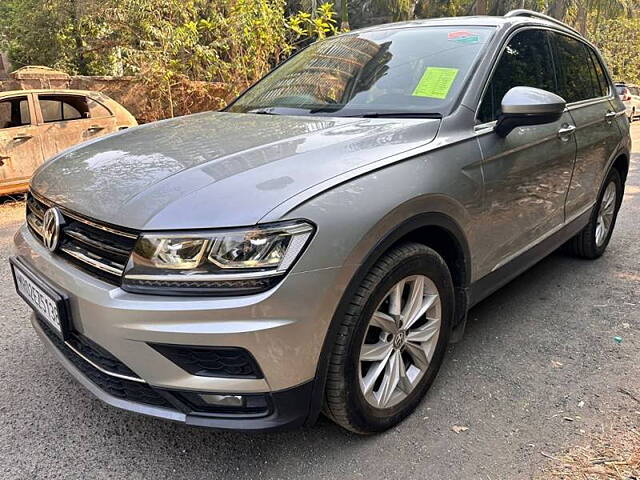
<box><xmin>13</xmin><ymin>133</ymin><xmax>33</xmax><ymax>141</ymax></box>
<box><xmin>557</xmin><ymin>124</ymin><xmax>576</xmax><ymax>138</ymax></box>
<box><xmin>605</xmin><ymin>111</ymin><xmax>617</xmax><ymax>122</ymax></box>
<box><xmin>87</xmin><ymin>125</ymin><xmax>105</xmax><ymax>132</ymax></box>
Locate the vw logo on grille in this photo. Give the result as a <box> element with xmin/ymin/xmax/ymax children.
<box><xmin>42</xmin><ymin>207</ymin><xmax>64</xmax><ymax>252</ymax></box>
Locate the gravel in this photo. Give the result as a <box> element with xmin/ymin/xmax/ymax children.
<box><xmin>0</xmin><ymin>127</ymin><xmax>638</xmax><ymax>480</ymax></box>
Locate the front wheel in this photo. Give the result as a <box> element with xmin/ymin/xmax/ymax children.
<box><xmin>323</xmin><ymin>243</ymin><xmax>454</xmax><ymax>434</ymax></box>
<box><xmin>567</xmin><ymin>168</ymin><xmax>623</xmax><ymax>259</ymax></box>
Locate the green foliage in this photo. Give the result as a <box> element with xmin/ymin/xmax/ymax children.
<box><xmin>287</xmin><ymin>2</ymin><xmax>339</xmax><ymax>50</ymax></box>
<box><xmin>591</xmin><ymin>16</ymin><xmax>640</xmax><ymax>84</ymax></box>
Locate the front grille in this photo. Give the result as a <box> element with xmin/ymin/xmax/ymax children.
<box><xmin>36</xmin><ymin>316</ymin><xmax>171</xmax><ymax>408</ymax></box>
<box><xmin>26</xmin><ymin>192</ymin><xmax>138</xmax><ymax>285</ymax></box>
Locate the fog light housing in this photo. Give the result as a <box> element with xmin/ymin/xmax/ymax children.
<box><xmin>177</xmin><ymin>391</ymin><xmax>270</xmax><ymax>416</ymax></box>
<box><xmin>199</xmin><ymin>394</ymin><xmax>244</xmax><ymax>408</ymax></box>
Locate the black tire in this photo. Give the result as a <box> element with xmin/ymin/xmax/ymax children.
<box><xmin>323</xmin><ymin>242</ymin><xmax>454</xmax><ymax>434</ymax></box>
<box><xmin>567</xmin><ymin>168</ymin><xmax>623</xmax><ymax>259</ymax></box>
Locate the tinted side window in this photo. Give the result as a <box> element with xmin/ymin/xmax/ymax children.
<box><xmin>553</xmin><ymin>34</ymin><xmax>599</xmax><ymax>103</ymax></box>
<box><xmin>0</xmin><ymin>96</ymin><xmax>31</xmax><ymax>129</ymax></box>
<box><xmin>588</xmin><ymin>49</ymin><xmax>609</xmax><ymax>97</ymax></box>
<box><xmin>478</xmin><ymin>29</ymin><xmax>555</xmax><ymax>123</ymax></box>
<box><xmin>39</xmin><ymin>95</ymin><xmax>90</xmax><ymax>123</ymax></box>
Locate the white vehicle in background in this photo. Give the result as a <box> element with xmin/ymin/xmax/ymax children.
<box><xmin>615</xmin><ymin>83</ymin><xmax>640</xmax><ymax>121</ymax></box>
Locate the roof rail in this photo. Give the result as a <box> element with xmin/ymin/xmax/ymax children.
<box><xmin>504</xmin><ymin>9</ymin><xmax>582</xmax><ymax>37</ymax></box>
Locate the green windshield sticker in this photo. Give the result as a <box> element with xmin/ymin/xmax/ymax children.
<box><xmin>412</xmin><ymin>67</ymin><xmax>459</xmax><ymax>99</ymax></box>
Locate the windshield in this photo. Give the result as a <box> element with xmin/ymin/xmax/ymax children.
<box><xmin>228</xmin><ymin>26</ymin><xmax>495</xmax><ymax>117</ymax></box>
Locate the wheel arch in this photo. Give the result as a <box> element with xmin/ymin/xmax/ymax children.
<box><xmin>611</xmin><ymin>152</ymin><xmax>630</xmax><ymax>184</ymax></box>
<box><xmin>305</xmin><ymin>211</ymin><xmax>472</xmax><ymax>426</ymax></box>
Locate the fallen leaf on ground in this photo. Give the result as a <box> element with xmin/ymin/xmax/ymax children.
<box><xmin>451</xmin><ymin>425</ymin><xmax>469</xmax><ymax>433</ymax></box>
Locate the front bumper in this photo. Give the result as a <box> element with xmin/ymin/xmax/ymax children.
<box><xmin>32</xmin><ymin>312</ymin><xmax>313</xmax><ymax>430</ymax></box>
<box><xmin>14</xmin><ymin>224</ymin><xmax>346</xmax><ymax>430</ymax></box>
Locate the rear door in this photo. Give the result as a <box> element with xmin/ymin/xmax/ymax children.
<box><xmin>550</xmin><ymin>32</ymin><xmax>624</xmax><ymax>218</ymax></box>
<box><xmin>0</xmin><ymin>93</ymin><xmax>45</xmax><ymax>194</ymax></box>
<box><xmin>475</xmin><ymin>28</ymin><xmax>577</xmax><ymax>275</ymax></box>
<box><xmin>36</xmin><ymin>93</ymin><xmax>117</xmax><ymax>161</ymax></box>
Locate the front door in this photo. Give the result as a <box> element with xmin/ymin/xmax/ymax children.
<box><xmin>0</xmin><ymin>94</ymin><xmax>44</xmax><ymax>194</ymax></box>
<box><xmin>474</xmin><ymin>28</ymin><xmax>577</xmax><ymax>277</ymax></box>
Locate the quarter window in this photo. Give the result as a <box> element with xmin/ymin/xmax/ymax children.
<box><xmin>0</xmin><ymin>96</ymin><xmax>31</xmax><ymax>129</ymax></box>
<box><xmin>87</xmin><ymin>98</ymin><xmax>112</xmax><ymax>118</ymax></box>
<box><xmin>588</xmin><ymin>49</ymin><xmax>609</xmax><ymax>97</ymax></box>
<box><xmin>478</xmin><ymin>29</ymin><xmax>556</xmax><ymax>123</ymax></box>
<box><xmin>552</xmin><ymin>34</ymin><xmax>600</xmax><ymax>103</ymax></box>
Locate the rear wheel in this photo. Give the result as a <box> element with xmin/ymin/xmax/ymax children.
<box><xmin>323</xmin><ymin>243</ymin><xmax>454</xmax><ymax>434</ymax></box>
<box><xmin>567</xmin><ymin>168</ymin><xmax>622</xmax><ymax>259</ymax></box>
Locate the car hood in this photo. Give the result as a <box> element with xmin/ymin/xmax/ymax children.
<box><xmin>32</xmin><ymin>112</ymin><xmax>439</xmax><ymax>230</ymax></box>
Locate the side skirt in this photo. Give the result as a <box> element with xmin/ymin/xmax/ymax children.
<box><xmin>468</xmin><ymin>207</ymin><xmax>592</xmax><ymax>308</ymax></box>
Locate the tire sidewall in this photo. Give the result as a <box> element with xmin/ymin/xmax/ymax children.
<box><xmin>343</xmin><ymin>249</ymin><xmax>454</xmax><ymax>432</ymax></box>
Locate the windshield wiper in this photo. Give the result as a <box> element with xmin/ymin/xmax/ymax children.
<box><xmin>246</xmin><ymin>108</ymin><xmax>279</xmax><ymax>115</ymax></box>
<box><xmin>356</xmin><ymin>112</ymin><xmax>442</xmax><ymax>119</ymax></box>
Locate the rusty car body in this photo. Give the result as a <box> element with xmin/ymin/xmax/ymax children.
<box><xmin>0</xmin><ymin>89</ymin><xmax>137</xmax><ymax>195</ymax></box>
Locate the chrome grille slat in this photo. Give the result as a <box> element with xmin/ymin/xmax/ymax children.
<box><xmin>26</xmin><ymin>192</ymin><xmax>137</xmax><ymax>285</ymax></box>
<box><xmin>60</xmin><ymin>245</ymin><xmax>126</xmax><ymax>277</ymax></box>
<box><xmin>64</xmin><ymin>228</ymin><xmax>131</xmax><ymax>258</ymax></box>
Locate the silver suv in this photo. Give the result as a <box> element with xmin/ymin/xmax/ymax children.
<box><xmin>11</xmin><ymin>10</ymin><xmax>630</xmax><ymax>434</ymax></box>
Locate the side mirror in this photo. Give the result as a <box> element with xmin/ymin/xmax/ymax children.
<box><xmin>495</xmin><ymin>86</ymin><xmax>566</xmax><ymax>137</ymax></box>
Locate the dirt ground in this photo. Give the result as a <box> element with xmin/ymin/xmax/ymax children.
<box><xmin>0</xmin><ymin>126</ymin><xmax>638</xmax><ymax>480</ymax></box>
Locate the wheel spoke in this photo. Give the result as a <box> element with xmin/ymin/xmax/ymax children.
<box><xmin>388</xmin><ymin>280</ymin><xmax>405</xmax><ymax>318</ymax></box>
<box><xmin>377</xmin><ymin>351</ymin><xmax>401</xmax><ymax>407</ymax></box>
<box><xmin>370</xmin><ymin>311</ymin><xmax>397</xmax><ymax>334</ymax></box>
<box><xmin>361</xmin><ymin>349</ymin><xmax>392</xmax><ymax>395</ymax></box>
<box><xmin>404</xmin><ymin>294</ymin><xmax>438</xmax><ymax>330</ymax></box>
<box><xmin>397</xmin><ymin>354</ymin><xmax>413</xmax><ymax>394</ymax></box>
<box><xmin>405</xmin><ymin>341</ymin><xmax>429</xmax><ymax>370</ymax></box>
<box><xmin>407</xmin><ymin>318</ymin><xmax>441</xmax><ymax>343</ymax></box>
<box><xmin>603</xmin><ymin>187</ymin><xmax>615</xmax><ymax>210</ymax></box>
<box><xmin>360</xmin><ymin>341</ymin><xmax>393</xmax><ymax>362</ymax></box>
<box><xmin>402</xmin><ymin>276</ymin><xmax>425</xmax><ymax>327</ymax></box>
<box><xmin>595</xmin><ymin>223</ymin><xmax>603</xmax><ymax>244</ymax></box>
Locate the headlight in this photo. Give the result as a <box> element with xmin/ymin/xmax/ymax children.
<box><xmin>122</xmin><ymin>221</ymin><xmax>314</xmax><ymax>295</ymax></box>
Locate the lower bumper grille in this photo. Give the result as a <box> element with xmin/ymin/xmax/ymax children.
<box><xmin>35</xmin><ymin>316</ymin><xmax>171</xmax><ymax>408</ymax></box>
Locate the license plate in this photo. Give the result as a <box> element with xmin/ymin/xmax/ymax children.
<box><xmin>10</xmin><ymin>257</ymin><xmax>70</xmax><ymax>339</ymax></box>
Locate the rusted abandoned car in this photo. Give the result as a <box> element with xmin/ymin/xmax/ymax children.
<box><xmin>0</xmin><ymin>89</ymin><xmax>137</xmax><ymax>195</ymax></box>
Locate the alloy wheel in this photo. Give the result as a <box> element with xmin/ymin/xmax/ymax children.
<box><xmin>358</xmin><ymin>275</ymin><xmax>441</xmax><ymax>409</ymax></box>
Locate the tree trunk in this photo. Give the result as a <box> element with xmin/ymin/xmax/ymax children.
<box><xmin>576</xmin><ymin>1</ymin><xmax>590</xmax><ymax>35</ymax></box>
<box><xmin>547</xmin><ymin>0</ymin><xmax>569</xmax><ymax>21</ymax></box>
<box><xmin>340</xmin><ymin>0</ymin><xmax>350</xmax><ymax>30</ymax></box>
<box><xmin>475</xmin><ymin>0</ymin><xmax>488</xmax><ymax>15</ymax></box>
<box><xmin>69</xmin><ymin>0</ymin><xmax>88</xmax><ymax>75</ymax></box>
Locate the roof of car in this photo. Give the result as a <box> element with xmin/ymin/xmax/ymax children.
<box><xmin>350</xmin><ymin>12</ymin><xmax>581</xmax><ymax>38</ymax></box>
<box><xmin>0</xmin><ymin>88</ymin><xmax>105</xmax><ymax>97</ymax></box>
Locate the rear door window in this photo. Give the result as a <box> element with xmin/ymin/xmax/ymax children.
<box><xmin>0</xmin><ymin>96</ymin><xmax>31</xmax><ymax>129</ymax></box>
<box><xmin>38</xmin><ymin>95</ymin><xmax>90</xmax><ymax>123</ymax></box>
<box><xmin>552</xmin><ymin>33</ymin><xmax>600</xmax><ymax>103</ymax></box>
<box><xmin>478</xmin><ymin>29</ymin><xmax>556</xmax><ymax>123</ymax></box>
